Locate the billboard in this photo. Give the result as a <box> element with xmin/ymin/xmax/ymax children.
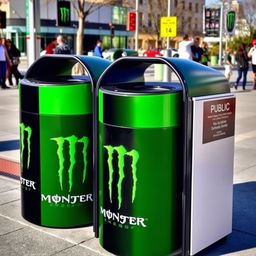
<box><xmin>204</xmin><ymin>7</ymin><xmax>221</xmax><ymax>37</ymax></box>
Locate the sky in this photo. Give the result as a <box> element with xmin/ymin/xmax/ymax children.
<box><xmin>206</xmin><ymin>0</ymin><xmax>221</xmax><ymax>5</ymax></box>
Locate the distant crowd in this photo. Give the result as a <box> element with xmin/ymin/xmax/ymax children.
<box><xmin>178</xmin><ymin>34</ymin><xmax>256</xmax><ymax>90</ymax></box>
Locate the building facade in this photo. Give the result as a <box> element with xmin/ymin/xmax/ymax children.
<box><xmin>0</xmin><ymin>0</ymin><xmax>133</xmax><ymax>54</ymax></box>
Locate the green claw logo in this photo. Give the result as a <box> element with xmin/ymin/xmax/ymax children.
<box><xmin>104</xmin><ymin>145</ymin><xmax>140</xmax><ymax>209</ymax></box>
<box><xmin>226</xmin><ymin>10</ymin><xmax>236</xmax><ymax>33</ymax></box>
<box><xmin>60</xmin><ymin>7</ymin><xmax>70</xmax><ymax>23</ymax></box>
<box><xmin>51</xmin><ymin>135</ymin><xmax>89</xmax><ymax>192</ymax></box>
<box><xmin>20</xmin><ymin>123</ymin><xmax>32</xmax><ymax>170</ymax></box>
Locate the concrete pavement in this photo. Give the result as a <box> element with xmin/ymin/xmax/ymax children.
<box><xmin>0</xmin><ymin>65</ymin><xmax>256</xmax><ymax>255</ymax></box>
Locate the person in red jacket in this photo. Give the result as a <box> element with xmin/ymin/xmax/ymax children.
<box><xmin>45</xmin><ymin>39</ymin><xmax>57</xmax><ymax>54</ymax></box>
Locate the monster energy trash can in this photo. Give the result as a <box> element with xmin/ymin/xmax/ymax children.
<box><xmin>20</xmin><ymin>55</ymin><xmax>110</xmax><ymax>227</ymax></box>
<box><xmin>98</xmin><ymin>82</ymin><xmax>183</xmax><ymax>256</ymax></box>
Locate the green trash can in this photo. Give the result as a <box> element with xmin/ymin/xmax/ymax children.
<box><xmin>20</xmin><ymin>55</ymin><xmax>110</xmax><ymax>227</ymax></box>
<box><xmin>94</xmin><ymin>57</ymin><xmax>232</xmax><ymax>256</ymax></box>
<box><xmin>96</xmin><ymin>63</ymin><xmax>183</xmax><ymax>255</ymax></box>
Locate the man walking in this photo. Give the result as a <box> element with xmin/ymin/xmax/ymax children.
<box><xmin>178</xmin><ymin>34</ymin><xmax>194</xmax><ymax>60</ymax></box>
<box><xmin>54</xmin><ymin>35</ymin><xmax>71</xmax><ymax>54</ymax></box>
<box><xmin>248</xmin><ymin>39</ymin><xmax>256</xmax><ymax>89</ymax></box>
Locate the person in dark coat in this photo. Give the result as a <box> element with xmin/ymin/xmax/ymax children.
<box><xmin>235</xmin><ymin>44</ymin><xmax>249</xmax><ymax>90</ymax></box>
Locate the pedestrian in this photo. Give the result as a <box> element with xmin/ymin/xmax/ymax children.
<box><xmin>224</xmin><ymin>47</ymin><xmax>233</xmax><ymax>84</ymax></box>
<box><xmin>45</xmin><ymin>39</ymin><xmax>57</xmax><ymax>54</ymax></box>
<box><xmin>0</xmin><ymin>38</ymin><xmax>12</xmax><ymax>89</ymax></box>
<box><xmin>235</xmin><ymin>44</ymin><xmax>249</xmax><ymax>90</ymax></box>
<box><xmin>178</xmin><ymin>34</ymin><xmax>193</xmax><ymax>60</ymax></box>
<box><xmin>191</xmin><ymin>37</ymin><xmax>203</xmax><ymax>63</ymax></box>
<box><xmin>248</xmin><ymin>39</ymin><xmax>256</xmax><ymax>90</ymax></box>
<box><xmin>201</xmin><ymin>41</ymin><xmax>209</xmax><ymax>66</ymax></box>
<box><xmin>5</xmin><ymin>39</ymin><xmax>23</xmax><ymax>86</ymax></box>
<box><xmin>53</xmin><ymin>35</ymin><xmax>71</xmax><ymax>54</ymax></box>
<box><xmin>94</xmin><ymin>40</ymin><xmax>103</xmax><ymax>58</ymax></box>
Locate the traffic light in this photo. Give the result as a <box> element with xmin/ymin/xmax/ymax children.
<box><xmin>57</xmin><ymin>1</ymin><xmax>71</xmax><ymax>27</ymax></box>
<box><xmin>0</xmin><ymin>11</ymin><xmax>6</xmax><ymax>29</ymax></box>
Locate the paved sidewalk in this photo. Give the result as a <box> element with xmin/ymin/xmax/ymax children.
<box><xmin>0</xmin><ymin>66</ymin><xmax>256</xmax><ymax>255</ymax></box>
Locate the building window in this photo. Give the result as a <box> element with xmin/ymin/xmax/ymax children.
<box><xmin>189</xmin><ymin>2</ymin><xmax>192</xmax><ymax>11</ymax></box>
<box><xmin>139</xmin><ymin>0</ymin><xmax>143</xmax><ymax>5</ymax></box>
<box><xmin>175</xmin><ymin>0</ymin><xmax>178</xmax><ymax>7</ymax></box>
<box><xmin>195</xmin><ymin>3</ymin><xmax>199</xmax><ymax>13</ymax></box>
<box><xmin>148</xmin><ymin>13</ymin><xmax>152</xmax><ymax>27</ymax></box>
<box><xmin>112</xmin><ymin>6</ymin><xmax>127</xmax><ymax>25</ymax></box>
<box><xmin>139</xmin><ymin>12</ymin><xmax>143</xmax><ymax>27</ymax></box>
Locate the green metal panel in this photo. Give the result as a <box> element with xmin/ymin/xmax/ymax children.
<box><xmin>99</xmin><ymin>89</ymin><xmax>182</xmax><ymax>128</ymax></box>
<box><xmin>39</xmin><ymin>83</ymin><xmax>92</xmax><ymax>115</ymax></box>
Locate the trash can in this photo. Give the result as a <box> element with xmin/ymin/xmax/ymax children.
<box><xmin>98</xmin><ymin>82</ymin><xmax>183</xmax><ymax>255</ymax></box>
<box><xmin>94</xmin><ymin>57</ymin><xmax>235</xmax><ymax>256</ymax></box>
<box><xmin>19</xmin><ymin>55</ymin><xmax>110</xmax><ymax>227</ymax></box>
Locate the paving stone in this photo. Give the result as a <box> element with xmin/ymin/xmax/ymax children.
<box><xmin>0</xmin><ymin>215</ymin><xmax>24</xmax><ymax>235</ymax></box>
<box><xmin>0</xmin><ymin>227</ymin><xmax>73</xmax><ymax>256</ymax></box>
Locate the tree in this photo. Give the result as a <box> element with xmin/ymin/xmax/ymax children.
<box><xmin>71</xmin><ymin>0</ymin><xmax>123</xmax><ymax>55</ymax></box>
<box><xmin>240</xmin><ymin>0</ymin><xmax>256</xmax><ymax>36</ymax></box>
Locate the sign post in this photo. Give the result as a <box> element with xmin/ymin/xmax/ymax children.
<box><xmin>25</xmin><ymin>0</ymin><xmax>41</xmax><ymax>67</ymax></box>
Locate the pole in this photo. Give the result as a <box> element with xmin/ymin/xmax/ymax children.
<box><xmin>135</xmin><ymin>0</ymin><xmax>139</xmax><ymax>51</ymax></box>
<box><xmin>163</xmin><ymin>0</ymin><xmax>171</xmax><ymax>82</ymax></box>
<box><xmin>219</xmin><ymin>3</ymin><xmax>224</xmax><ymax>66</ymax></box>
<box><xmin>26</xmin><ymin>0</ymin><xmax>41</xmax><ymax>67</ymax></box>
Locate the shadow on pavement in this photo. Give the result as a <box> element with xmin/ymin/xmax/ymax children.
<box><xmin>196</xmin><ymin>182</ymin><xmax>256</xmax><ymax>256</ymax></box>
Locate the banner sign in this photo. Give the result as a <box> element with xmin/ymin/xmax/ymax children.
<box><xmin>226</xmin><ymin>10</ymin><xmax>236</xmax><ymax>34</ymax></box>
<box><xmin>204</xmin><ymin>7</ymin><xmax>221</xmax><ymax>37</ymax></box>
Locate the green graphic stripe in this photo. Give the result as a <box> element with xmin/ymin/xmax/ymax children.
<box><xmin>39</xmin><ymin>83</ymin><xmax>92</xmax><ymax>115</ymax></box>
<box><xmin>50</xmin><ymin>137</ymin><xmax>65</xmax><ymax>190</ymax></box>
<box><xmin>99</xmin><ymin>90</ymin><xmax>182</xmax><ymax>128</ymax></box>
<box><xmin>51</xmin><ymin>135</ymin><xmax>89</xmax><ymax>192</ymax></box>
<box><xmin>104</xmin><ymin>145</ymin><xmax>140</xmax><ymax>209</ymax></box>
<box><xmin>127</xmin><ymin>149</ymin><xmax>140</xmax><ymax>203</ymax></box>
<box><xmin>20</xmin><ymin>123</ymin><xmax>32</xmax><ymax>170</ymax></box>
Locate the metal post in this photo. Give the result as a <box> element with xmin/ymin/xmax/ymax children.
<box><xmin>163</xmin><ymin>0</ymin><xmax>171</xmax><ymax>82</ymax></box>
<box><xmin>26</xmin><ymin>0</ymin><xmax>41</xmax><ymax>67</ymax></box>
<box><xmin>135</xmin><ymin>0</ymin><xmax>139</xmax><ymax>51</ymax></box>
<box><xmin>218</xmin><ymin>3</ymin><xmax>224</xmax><ymax>66</ymax></box>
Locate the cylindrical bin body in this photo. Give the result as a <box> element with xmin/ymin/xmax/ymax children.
<box><xmin>98</xmin><ymin>82</ymin><xmax>183</xmax><ymax>256</ymax></box>
<box><xmin>20</xmin><ymin>76</ymin><xmax>93</xmax><ymax>227</ymax></box>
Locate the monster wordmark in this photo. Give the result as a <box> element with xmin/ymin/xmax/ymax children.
<box><xmin>20</xmin><ymin>123</ymin><xmax>32</xmax><ymax>170</ymax></box>
<box><xmin>104</xmin><ymin>145</ymin><xmax>140</xmax><ymax>209</ymax></box>
<box><xmin>51</xmin><ymin>135</ymin><xmax>89</xmax><ymax>192</ymax></box>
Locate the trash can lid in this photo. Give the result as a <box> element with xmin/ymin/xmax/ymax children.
<box><xmin>99</xmin><ymin>84</ymin><xmax>182</xmax><ymax>128</ymax></box>
<box><xmin>100</xmin><ymin>82</ymin><xmax>182</xmax><ymax>95</ymax></box>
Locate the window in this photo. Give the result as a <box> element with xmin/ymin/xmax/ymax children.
<box><xmin>112</xmin><ymin>6</ymin><xmax>127</xmax><ymax>25</ymax></box>
<box><xmin>139</xmin><ymin>12</ymin><xmax>143</xmax><ymax>27</ymax></box>
<box><xmin>189</xmin><ymin>2</ymin><xmax>192</xmax><ymax>11</ymax></box>
<box><xmin>175</xmin><ymin>0</ymin><xmax>178</xmax><ymax>7</ymax></box>
<box><xmin>139</xmin><ymin>0</ymin><xmax>143</xmax><ymax>4</ymax></box>
<box><xmin>195</xmin><ymin>3</ymin><xmax>199</xmax><ymax>13</ymax></box>
<box><xmin>148</xmin><ymin>13</ymin><xmax>152</xmax><ymax>27</ymax></box>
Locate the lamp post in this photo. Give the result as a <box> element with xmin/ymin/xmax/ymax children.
<box><xmin>135</xmin><ymin>0</ymin><xmax>139</xmax><ymax>51</ymax></box>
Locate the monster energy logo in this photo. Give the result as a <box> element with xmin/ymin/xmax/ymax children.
<box><xmin>20</xmin><ymin>123</ymin><xmax>32</xmax><ymax>170</ymax></box>
<box><xmin>104</xmin><ymin>145</ymin><xmax>139</xmax><ymax>209</ymax></box>
<box><xmin>51</xmin><ymin>135</ymin><xmax>89</xmax><ymax>192</ymax></box>
<box><xmin>226</xmin><ymin>10</ymin><xmax>236</xmax><ymax>33</ymax></box>
<box><xmin>60</xmin><ymin>7</ymin><xmax>70</xmax><ymax>23</ymax></box>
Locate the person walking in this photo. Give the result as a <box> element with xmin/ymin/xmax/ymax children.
<box><xmin>248</xmin><ymin>39</ymin><xmax>256</xmax><ymax>90</ymax></box>
<box><xmin>0</xmin><ymin>38</ymin><xmax>12</xmax><ymax>89</ymax></box>
<box><xmin>201</xmin><ymin>41</ymin><xmax>209</xmax><ymax>66</ymax></box>
<box><xmin>191</xmin><ymin>37</ymin><xmax>203</xmax><ymax>63</ymax></box>
<box><xmin>235</xmin><ymin>44</ymin><xmax>249</xmax><ymax>90</ymax></box>
<box><xmin>6</xmin><ymin>40</ymin><xmax>23</xmax><ymax>86</ymax></box>
<box><xmin>45</xmin><ymin>39</ymin><xmax>57</xmax><ymax>54</ymax></box>
<box><xmin>178</xmin><ymin>34</ymin><xmax>193</xmax><ymax>60</ymax></box>
<box><xmin>53</xmin><ymin>35</ymin><xmax>71</xmax><ymax>54</ymax></box>
<box><xmin>94</xmin><ymin>40</ymin><xmax>103</xmax><ymax>58</ymax></box>
<box><xmin>224</xmin><ymin>47</ymin><xmax>233</xmax><ymax>85</ymax></box>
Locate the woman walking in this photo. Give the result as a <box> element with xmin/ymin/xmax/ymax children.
<box><xmin>235</xmin><ymin>44</ymin><xmax>249</xmax><ymax>90</ymax></box>
<box><xmin>0</xmin><ymin>38</ymin><xmax>12</xmax><ymax>89</ymax></box>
